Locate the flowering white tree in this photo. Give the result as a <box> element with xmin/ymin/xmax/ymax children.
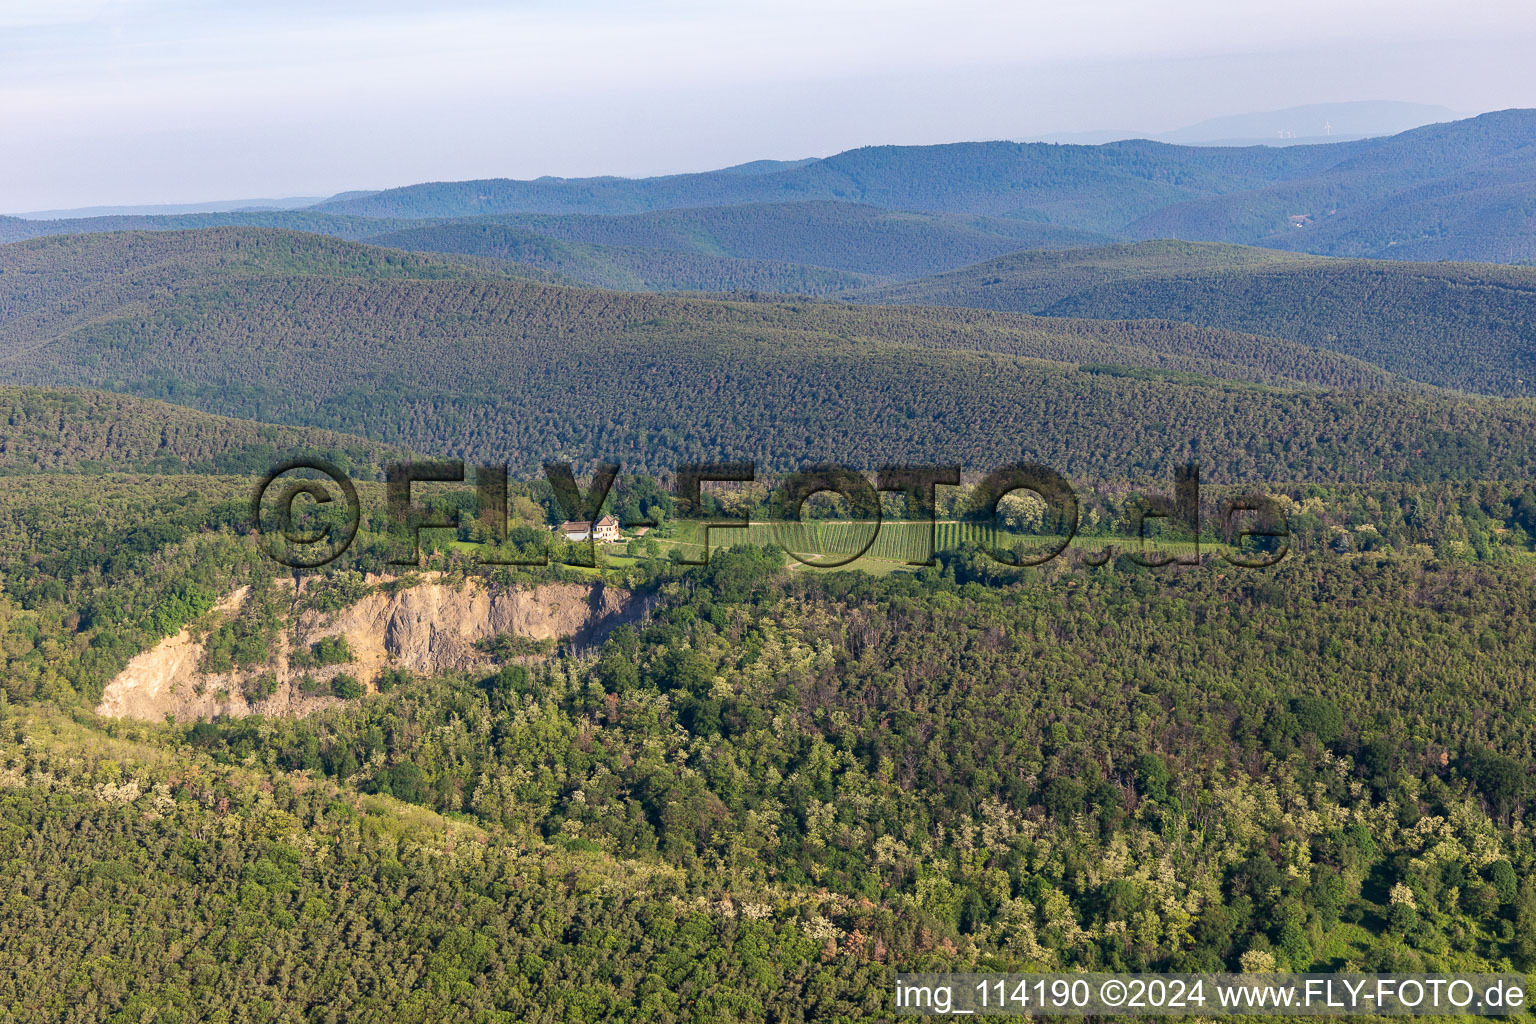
<box><xmin>997</xmin><ymin>490</ymin><xmax>1047</xmax><ymax>532</ymax></box>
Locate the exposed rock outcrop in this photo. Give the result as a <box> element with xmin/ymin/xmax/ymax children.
<box><xmin>300</xmin><ymin>578</ymin><xmax>639</xmax><ymax>686</ymax></box>
<box><xmin>95</xmin><ymin>575</ymin><xmax>648</xmax><ymax>722</ymax></box>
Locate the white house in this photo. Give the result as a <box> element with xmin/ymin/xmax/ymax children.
<box><xmin>556</xmin><ymin>514</ymin><xmax>621</xmax><ymax>543</ymax></box>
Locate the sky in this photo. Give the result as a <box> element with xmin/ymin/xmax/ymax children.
<box><xmin>3</xmin><ymin>0</ymin><xmax>1535</xmax><ymax>212</ymax></box>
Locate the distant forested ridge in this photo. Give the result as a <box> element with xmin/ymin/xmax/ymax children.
<box><xmin>365</xmin><ymin>222</ymin><xmax>880</xmax><ymax>295</ymax></box>
<box><xmin>445</xmin><ymin>203</ymin><xmax>1114</xmax><ymax>278</ymax></box>
<box><xmin>5</xmin><ymin>112</ymin><xmax>1536</xmax><ymax>276</ymax></box>
<box><xmin>300</xmin><ymin>110</ymin><xmax>1536</xmax><ymax>263</ymax></box>
<box><xmin>0</xmin><ymin>210</ymin><xmax>421</xmax><ymax>245</ymax></box>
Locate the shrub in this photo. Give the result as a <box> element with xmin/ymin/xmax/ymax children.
<box><xmin>242</xmin><ymin>671</ymin><xmax>278</xmax><ymax>703</ymax></box>
<box><xmin>331</xmin><ymin>673</ymin><xmax>364</xmax><ymax>699</ymax></box>
<box><xmin>311</xmin><ymin>635</ymin><xmax>353</xmax><ymax>666</ymax></box>
<box><xmin>375</xmin><ymin>666</ymin><xmax>412</xmax><ymax>693</ymax></box>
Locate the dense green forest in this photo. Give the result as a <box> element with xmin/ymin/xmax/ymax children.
<box><xmin>193</xmin><ymin>547</ymin><xmax>1536</xmax><ymax>976</ymax></box>
<box><xmin>0</xmin><ymin>706</ymin><xmax>891</xmax><ymax>1022</ymax></box>
<box><xmin>4</xmin><ymin>461</ymin><xmax>1536</xmax><ymax>1019</ymax></box>
<box><xmin>3</xmin><ymin>352</ymin><xmax>1536</xmax><ymax>1020</ymax></box>
<box><xmin>852</xmin><ymin>241</ymin><xmax>1536</xmax><ymax>395</ymax></box>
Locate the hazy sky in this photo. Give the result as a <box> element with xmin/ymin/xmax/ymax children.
<box><xmin>3</xmin><ymin>0</ymin><xmax>1535</xmax><ymax>211</ymax></box>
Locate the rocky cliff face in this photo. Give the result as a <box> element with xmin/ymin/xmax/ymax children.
<box><xmin>300</xmin><ymin>579</ymin><xmax>640</xmax><ymax>687</ymax></box>
<box><xmin>95</xmin><ymin>575</ymin><xmax>648</xmax><ymax>722</ymax></box>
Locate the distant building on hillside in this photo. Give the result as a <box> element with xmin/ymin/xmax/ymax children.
<box><xmin>556</xmin><ymin>514</ymin><xmax>621</xmax><ymax>543</ymax></box>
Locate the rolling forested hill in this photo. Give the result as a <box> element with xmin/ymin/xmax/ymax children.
<box><xmin>0</xmin><ymin>228</ymin><xmax>562</xmax><ymax>356</ymax></box>
<box><xmin>853</xmin><ymin>240</ymin><xmax>1315</xmax><ymax>308</ymax></box>
<box><xmin>0</xmin><ymin>225</ymin><xmax>511</xmax><ymax>316</ymax></box>
<box><xmin>0</xmin><ymin>203</ymin><xmax>1113</xmax><ymax>292</ymax></box>
<box><xmin>8</xmin><ymin>228</ymin><xmax>1536</xmax><ymax>483</ymax></box>
<box><xmin>850</xmin><ymin>241</ymin><xmax>1536</xmax><ymax>395</ymax></box>
<box><xmin>0</xmin><ymin>385</ymin><xmax>402</xmax><ymax>475</ymax></box>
